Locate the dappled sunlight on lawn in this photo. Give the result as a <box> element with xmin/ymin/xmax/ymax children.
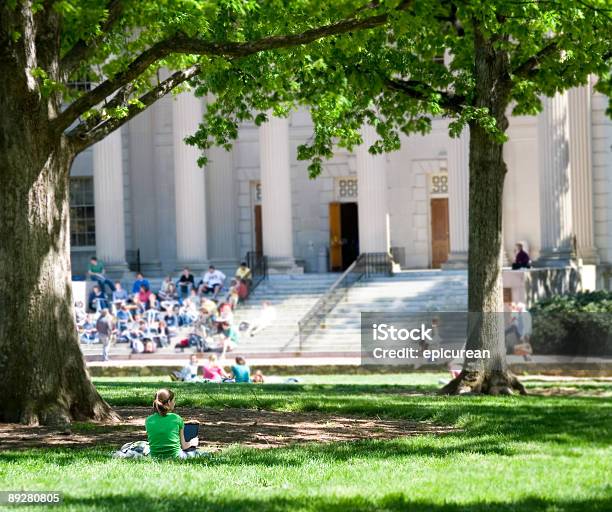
<box><xmin>0</xmin><ymin>377</ymin><xmax>610</xmax><ymax>512</ymax></box>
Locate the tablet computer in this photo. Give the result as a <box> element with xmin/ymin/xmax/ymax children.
<box><xmin>184</xmin><ymin>422</ymin><xmax>199</xmax><ymax>443</ymax></box>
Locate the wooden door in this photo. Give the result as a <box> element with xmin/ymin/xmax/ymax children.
<box><xmin>431</xmin><ymin>198</ymin><xmax>450</xmax><ymax>268</ymax></box>
<box><xmin>254</xmin><ymin>205</ymin><xmax>263</xmax><ymax>254</ymax></box>
<box><xmin>329</xmin><ymin>202</ymin><xmax>342</xmax><ymax>271</ymax></box>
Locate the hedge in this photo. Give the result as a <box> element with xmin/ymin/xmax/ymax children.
<box><xmin>529</xmin><ymin>291</ymin><xmax>612</xmax><ymax>357</ymax></box>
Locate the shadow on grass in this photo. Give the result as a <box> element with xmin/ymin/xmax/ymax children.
<box><xmin>63</xmin><ymin>493</ymin><xmax>612</xmax><ymax>512</ymax></box>
<box><xmin>1</xmin><ymin>381</ymin><xmax>597</xmax><ymax>463</ymax></box>
<box><xmin>209</xmin><ymin>437</ymin><xmax>519</xmax><ymax>465</ymax></box>
<box><xmin>0</xmin><ymin>425</ymin><xmax>598</xmax><ymax>469</ymax></box>
<box><xmin>0</xmin><ymin>435</ymin><xmax>513</xmax><ymax>468</ymax></box>
<box><xmin>95</xmin><ymin>381</ymin><xmax>612</xmax><ymax>449</ymax></box>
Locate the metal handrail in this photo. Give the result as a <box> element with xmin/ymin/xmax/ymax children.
<box><xmin>246</xmin><ymin>250</ymin><xmax>268</xmax><ymax>294</ymax></box>
<box><xmin>297</xmin><ymin>252</ymin><xmax>393</xmax><ymax>350</ymax></box>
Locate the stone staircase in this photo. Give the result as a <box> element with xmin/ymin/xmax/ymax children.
<box><xmin>81</xmin><ymin>273</ymin><xmax>338</xmax><ymax>358</ymax></box>
<box><xmin>299</xmin><ymin>270</ymin><xmax>468</xmax><ymax>353</ymax></box>
<box><xmin>233</xmin><ymin>273</ymin><xmax>340</xmax><ymax>353</ymax></box>
<box><xmin>81</xmin><ymin>270</ymin><xmax>469</xmax><ymax>359</ymax></box>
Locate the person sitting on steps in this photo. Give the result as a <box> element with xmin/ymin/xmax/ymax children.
<box><xmin>177</xmin><ymin>267</ymin><xmax>195</xmax><ymax>300</ymax></box>
<box><xmin>199</xmin><ymin>265</ymin><xmax>226</xmax><ymax>298</ymax></box>
<box><xmin>87</xmin><ymin>256</ymin><xmax>115</xmax><ymax>295</ymax></box>
<box><xmin>112</xmin><ymin>281</ymin><xmax>129</xmax><ymax>310</ymax></box>
<box><xmin>235</xmin><ymin>261</ymin><xmax>252</xmax><ymax>291</ymax></box>
<box><xmin>512</xmin><ymin>243</ymin><xmax>531</xmax><ymax>270</ymax></box>
<box><xmin>88</xmin><ymin>285</ymin><xmax>108</xmax><ymax>312</ymax></box>
<box><xmin>131</xmin><ymin>272</ymin><xmax>150</xmax><ymax>296</ymax></box>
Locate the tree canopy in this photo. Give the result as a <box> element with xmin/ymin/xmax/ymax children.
<box><xmin>2</xmin><ymin>0</ymin><xmax>418</xmax><ymax>155</ymax></box>
<box><xmin>5</xmin><ymin>0</ymin><xmax>608</xmax><ymax>161</ymax></box>
<box><xmin>189</xmin><ymin>0</ymin><xmax>612</xmax><ymax>172</ymax></box>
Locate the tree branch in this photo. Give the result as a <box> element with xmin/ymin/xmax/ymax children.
<box><xmin>61</xmin><ymin>0</ymin><xmax>124</xmax><ymax>76</ymax></box>
<box><xmin>55</xmin><ymin>39</ymin><xmax>175</xmax><ymax>133</ymax></box>
<box><xmin>164</xmin><ymin>7</ymin><xmax>402</xmax><ymax>57</ymax></box>
<box><xmin>66</xmin><ymin>65</ymin><xmax>200</xmax><ymax>152</ymax></box>
<box><xmin>384</xmin><ymin>77</ymin><xmax>465</xmax><ymax>114</ymax></box>
<box><xmin>512</xmin><ymin>38</ymin><xmax>561</xmax><ymax>79</ymax></box>
<box><xmin>55</xmin><ymin>0</ymin><xmax>413</xmax><ymax>133</ymax></box>
<box><xmin>72</xmin><ymin>80</ymin><xmax>138</xmax><ymax>137</ymax></box>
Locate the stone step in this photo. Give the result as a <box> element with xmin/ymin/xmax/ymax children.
<box><xmin>85</xmin><ymin>270</ymin><xmax>471</xmax><ymax>357</ymax></box>
<box><xmin>249</xmin><ymin>287</ymin><xmax>336</xmax><ymax>294</ymax></box>
<box><xmin>300</xmin><ymin>271</ymin><xmax>469</xmax><ymax>352</ymax></box>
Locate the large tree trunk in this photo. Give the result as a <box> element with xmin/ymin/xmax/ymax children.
<box><xmin>441</xmin><ymin>30</ymin><xmax>525</xmax><ymax>395</ymax></box>
<box><xmin>0</xmin><ymin>137</ymin><xmax>118</xmax><ymax>425</ymax></box>
<box><xmin>0</xmin><ymin>135</ymin><xmax>118</xmax><ymax>425</ymax></box>
<box><xmin>0</xmin><ymin>2</ymin><xmax>117</xmax><ymax>425</ymax></box>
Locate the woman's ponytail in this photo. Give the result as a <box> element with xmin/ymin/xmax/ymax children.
<box><xmin>152</xmin><ymin>388</ymin><xmax>175</xmax><ymax>416</ymax></box>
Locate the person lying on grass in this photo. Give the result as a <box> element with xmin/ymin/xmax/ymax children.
<box><xmin>145</xmin><ymin>388</ymin><xmax>204</xmax><ymax>459</ymax></box>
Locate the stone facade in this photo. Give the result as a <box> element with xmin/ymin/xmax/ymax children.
<box><xmin>69</xmin><ymin>85</ymin><xmax>612</xmax><ymax>280</ymax></box>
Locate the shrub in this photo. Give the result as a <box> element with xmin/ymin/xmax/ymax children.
<box><xmin>529</xmin><ymin>291</ymin><xmax>612</xmax><ymax>356</ymax></box>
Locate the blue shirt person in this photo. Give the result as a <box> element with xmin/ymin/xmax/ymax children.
<box><xmin>131</xmin><ymin>273</ymin><xmax>150</xmax><ymax>295</ymax></box>
<box><xmin>231</xmin><ymin>357</ymin><xmax>251</xmax><ymax>383</ymax></box>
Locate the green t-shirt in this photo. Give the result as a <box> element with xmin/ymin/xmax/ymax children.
<box><xmin>88</xmin><ymin>261</ymin><xmax>105</xmax><ymax>274</ymax></box>
<box><xmin>231</xmin><ymin>364</ymin><xmax>250</xmax><ymax>383</ymax></box>
<box><xmin>145</xmin><ymin>412</ymin><xmax>184</xmax><ymax>459</ymax></box>
<box><xmin>223</xmin><ymin>327</ymin><xmax>239</xmax><ymax>344</ymax></box>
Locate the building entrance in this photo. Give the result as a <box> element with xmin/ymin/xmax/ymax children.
<box><xmin>329</xmin><ymin>202</ymin><xmax>359</xmax><ymax>271</ymax></box>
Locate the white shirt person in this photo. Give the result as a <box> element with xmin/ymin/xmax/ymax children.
<box><xmin>198</xmin><ymin>266</ymin><xmax>226</xmax><ymax>298</ymax></box>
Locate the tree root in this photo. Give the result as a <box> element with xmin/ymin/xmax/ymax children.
<box><xmin>440</xmin><ymin>369</ymin><xmax>526</xmax><ymax>396</ymax></box>
<box><xmin>12</xmin><ymin>388</ymin><xmax>120</xmax><ymax>427</ymax></box>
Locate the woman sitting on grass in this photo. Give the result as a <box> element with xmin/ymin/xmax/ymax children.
<box><xmin>202</xmin><ymin>354</ymin><xmax>230</xmax><ymax>382</ymax></box>
<box><xmin>145</xmin><ymin>388</ymin><xmax>200</xmax><ymax>459</ymax></box>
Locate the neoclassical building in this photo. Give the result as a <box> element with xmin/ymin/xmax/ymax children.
<box><xmin>69</xmin><ymin>80</ymin><xmax>612</xmax><ymax>282</ymax></box>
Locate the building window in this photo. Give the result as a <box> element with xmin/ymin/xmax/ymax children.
<box><xmin>67</xmin><ymin>73</ymin><xmax>94</xmax><ymax>92</ymax></box>
<box><xmin>69</xmin><ymin>177</ymin><xmax>96</xmax><ymax>247</ymax></box>
<box><xmin>251</xmin><ymin>181</ymin><xmax>262</xmax><ymax>205</ymax></box>
<box><xmin>67</xmin><ymin>79</ymin><xmax>92</xmax><ymax>92</ymax></box>
<box><xmin>335</xmin><ymin>177</ymin><xmax>358</xmax><ymax>201</ymax></box>
<box><xmin>429</xmin><ymin>173</ymin><xmax>449</xmax><ymax>196</ymax></box>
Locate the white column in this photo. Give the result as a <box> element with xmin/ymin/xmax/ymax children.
<box><xmin>172</xmin><ymin>92</ymin><xmax>208</xmax><ymax>269</ymax></box>
<box><xmin>537</xmin><ymin>92</ymin><xmax>574</xmax><ymax>266</ymax></box>
<box><xmin>128</xmin><ymin>107</ymin><xmax>160</xmax><ymax>270</ymax></box>
<box><xmin>93</xmin><ymin>128</ymin><xmax>128</xmax><ymax>273</ymax></box>
<box><xmin>356</xmin><ymin>124</ymin><xmax>389</xmax><ymax>253</ymax></box>
<box><xmin>259</xmin><ymin>115</ymin><xmax>298</xmax><ymax>271</ymax></box>
<box><xmin>207</xmin><ymin>144</ymin><xmax>238</xmax><ymax>265</ymax></box>
<box><xmin>568</xmin><ymin>82</ymin><xmax>599</xmax><ymax>264</ymax></box>
<box><xmin>444</xmin><ymin>131</ymin><xmax>469</xmax><ymax>268</ymax></box>
<box><xmin>591</xmin><ymin>87</ymin><xmax>612</xmax><ymax>266</ymax></box>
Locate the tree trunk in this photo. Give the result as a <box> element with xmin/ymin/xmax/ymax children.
<box><xmin>441</xmin><ymin>31</ymin><xmax>525</xmax><ymax>395</ymax></box>
<box><xmin>0</xmin><ymin>136</ymin><xmax>118</xmax><ymax>425</ymax></box>
<box><xmin>0</xmin><ymin>5</ymin><xmax>118</xmax><ymax>423</ymax></box>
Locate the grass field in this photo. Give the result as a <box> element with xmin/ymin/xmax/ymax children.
<box><xmin>1</xmin><ymin>374</ymin><xmax>610</xmax><ymax>511</ymax></box>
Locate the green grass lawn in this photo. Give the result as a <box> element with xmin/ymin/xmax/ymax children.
<box><xmin>1</xmin><ymin>375</ymin><xmax>610</xmax><ymax>511</ymax></box>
